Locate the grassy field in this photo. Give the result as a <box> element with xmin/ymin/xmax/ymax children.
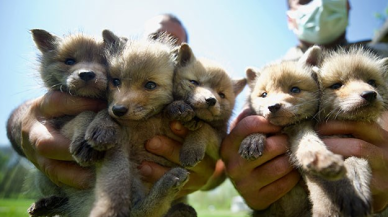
<box><xmin>0</xmin><ymin>199</ymin><xmax>32</xmax><ymax>217</ymax></box>
<box><xmin>0</xmin><ymin>180</ymin><xmax>250</xmax><ymax>217</ymax></box>
<box><xmin>0</xmin><ymin>199</ymin><xmax>249</xmax><ymax>217</ymax></box>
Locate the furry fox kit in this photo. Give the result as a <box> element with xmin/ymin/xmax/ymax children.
<box><xmin>165</xmin><ymin>44</ymin><xmax>247</xmax><ymax>167</ymax></box>
<box><xmin>85</xmin><ymin>37</ymin><xmax>194</xmax><ymax>217</ymax></box>
<box><xmin>241</xmin><ymin>46</ymin><xmax>347</xmax><ymax>217</ymax></box>
<box><xmin>27</xmin><ymin>29</ymin><xmax>123</xmax><ymax>217</ymax></box>
<box><xmin>84</xmin><ymin>41</ymin><xmax>245</xmax><ymax>217</ymax></box>
<box><xmin>309</xmin><ymin>47</ymin><xmax>388</xmax><ymax>217</ymax></box>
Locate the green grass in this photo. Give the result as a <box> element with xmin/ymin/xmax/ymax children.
<box><xmin>0</xmin><ymin>180</ymin><xmax>251</xmax><ymax>217</ymax></box>
<box><xmin>197</xmin><ymin>210</ymin><xmax>249</xmax><ymax>217</ymax></box>
<box><xmin>0</xmin><ymin>199</ymin><xmax>33</xmax><ymax>217</ymax></box>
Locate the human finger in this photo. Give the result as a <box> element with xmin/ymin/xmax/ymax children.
<box><xmin>37</xmin><ymin>158</ymin><xmax>94</xmax><ymax>189</ymax></box>
<box><xmin>145</xmin><ymin>135</ymin><xmax>215</xmax><ymax>175</ymax></box>
<box><xmin>234</xmin><ymin>154</ymin><xmax>295</xmax><ymax>195</ymax></box>
<box><xmin>24</xmin><ymin>120</ymin><xmax>74</xmax><ymax>161</ymax></box>
<box><xmin>317</xmin><ymin>121</ymin><xmax>388</xmax><ymax>146</ymax></box>
<box><xmin>169</xmin><ymin>121</ymin><xmax>189</xmax><ymax>137</ymax></box>
<box><xmin>243</xmin><ymin>170</ymin><xmax>300</xmax><ymax>210</ymax></box>
<box><xmin>40</xmin><ymin>91</ymin><xmax>106</xmax><ymax>118</ymax></box>
<box><xmin>229</xmin><ymin>108</ymin><xmax>252</xmax><ymax>130</ymax></box>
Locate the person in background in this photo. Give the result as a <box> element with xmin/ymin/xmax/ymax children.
<box><xmin>221</xmin><ymin>0</ymin><xmax>388</xmax><ymax>214</ymax></box>
<box><xmin>6</xmin><ymin>13</ymin><xmax>220</xmax><ymax>202</ymax></box>
<box><xmin>144</xmin><ymin>13</ymin><xmax>189</xmax><ymax>45</ymax></box>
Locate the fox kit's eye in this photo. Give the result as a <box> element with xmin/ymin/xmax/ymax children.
<box><xmin>290</xmin><ymin>87</ymin><xmax>301</xmax><ymax>94</ymax></box>
<box><xmin>330</xmin><ymin>83</ymin><xmax>342</xmax><ymax>89</ymax></box>
<box><xmin>65</xmin><ymin>58</ymin><xmax>76</xmax><ymax>65</ymax></box>
<box><xmin>367</xmin><ymin>79</ymin><xmax>377</xmax><ymax>87</ymax></box>
<box><xmin>112</xmin><ymin>78</ymin><xmax>121</xmax><ymax>87</ymax></box>
<box><xmin>219</xmin><ymin>93</ymin><xmax>225</xmax><ymax>99</ymax></box>
<box><xmin>145</xmin><ymin>81</ymin><xmax>157</xmax><ymax>90</ymax></box>
<box><xmin>189</xmin><ymin>80</ymin><xmax>199</xmax><ymax>86</ymax></box>
<box><xmin>261</xmin><ymin>92</ymin><xmax>267</xmax><ymax>98</ymax></box>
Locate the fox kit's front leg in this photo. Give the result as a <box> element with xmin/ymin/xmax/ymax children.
<box><xmin>62</xmin><ymin>111</ymin><xmax>104</xmax><ymax>166</ymax></box>
<box><xmin>86</xmin><ymin>109</ymin><xmax>121</xmax><ymax>151</ymax></box>
<box><xmin>130</xmin><ymin>168</ymin><xmax>196</xmax><ymax>217</ymax></box>
<box><xmin>180</xmin><ymin>123</ymin><xmax>220</xmax><ymax>167</ymax></box>
<box><xmin>285</xmin><ymin>121</ymin><xmax>346</xmax><ymax>180</ymax></box>
<box><xmin>89</xmin><ymin>145</ymin><xmax>131</xmax><ymax>217</ymax></box>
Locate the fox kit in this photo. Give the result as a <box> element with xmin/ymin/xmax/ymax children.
<box><xmin>241</xmin><ymin>46</ymin><xmax>347</xmax><ymax>217</ymax></box>
<box><xmin>165</xmin><ymin>43</ymin><xmax>247</xmax><ymax>167</ymax></box>
<box><xmin>84</xmin><ymin>37</ymin><xmax>194</xmax><ymax>217</ymax></box>
<box><xmin>26</xmin><ymin>29</ymin><xmax>124</xmax><ymax>217</ymax></box>
<box><xmin>310</xmin><ymin>47</ymin><xmax>388</xmax><ymax>217</ymax></box>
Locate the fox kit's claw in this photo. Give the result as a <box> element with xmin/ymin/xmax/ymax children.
<box><xmin>70</xmin><ymin>139</ymin><xmax>105</xmax><ymax>166</ymax></box>
<box><xmin>85</xmin><ymin>123</ymin><xmax>120</xmax><ymax>151</ymax></box>
<box><xmin>165</xmin><ymin>100</ymin><xmax>195</xmax><ymax>122</ymax></box>
<box><xmin>182</xmin><ymin>119</ymin><xmax>203</xmax><ymax>131</ymax></box>
<box><xmin>179</xmin><ymin>146</ymin><xmax>206</xmax><ymax>167</ymax></box>
<box><xmin>239</xmin><ymin>133</ymin><xmax>266</xmax><ymax>161</ymax></box>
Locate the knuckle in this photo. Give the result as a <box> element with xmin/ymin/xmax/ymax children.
<box><xmin>41</xmin><ymin>160</ymin><xmax>60</xmax><ymax>186</ymax></box>
<box><xmin>352</xmin><ymin>140</ymin><xmax>368</xmax><ymax>157</ymax></box>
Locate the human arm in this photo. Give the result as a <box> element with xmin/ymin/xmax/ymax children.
<box><xmin>6</xmin><ymin>91</ymin><xmax>106</xmax><ymax>189</ymax></box>
<box><xmin>317</xmin><ymin>114</ymin><xmax>388</xmax><ymax>213</ymax></box>
<box><xmin>220</xmin><ymin>108</ymin><xmax>301</xmax><ymax>210</ymax></box>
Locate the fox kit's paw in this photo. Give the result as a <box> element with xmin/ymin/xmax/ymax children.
<box><xmin>165</xmin><ymin>100</ymin><xmax>195</xmax><ymax>122</ymax></box>
<box><xmin>28</xmin><ymin>196</ymin><xmax>68</xmax><ymax>217</ymax></box>
<box><xmin>337</xmin><ymin>194</ymin><xmax>371</xmax><ymax>217</ymax></box>
<box><xmin>70</xmin><ymin>139</ymin><xmax>105</xmax><ymax>166</ymax></box>
<box><xmin>167</xmin><ymin>167</ymin><xmax>189</xmax><ymax>188</ymax></box>
<box><xmin>85</xmin><ymin>122</ymin><xmax>120</xmax><ymax>151</ymax></box>
<box><xmin>182</xmin><ymin>119</ymin><xmax>203</xmax><ymax>131</ymax></box>
<box><xmin>159</xmin><ymin>168</ymin><xmax>189</xmax><ymax>195</ymax></box>
<box><xmin>303</xmin><ymin>151</ymin><xmax>345</xmax><ymax>180</ymax></box>
<box><xmin>166</xmin><ymin>203</ymin><xmax>197</xmax><ymax>217</ymax></box>
<box><xmin>239</xmin><ymin>133</ymin><xmax>266</xmax><ymax>161</ymax></box>
<box><xmin>179</xmin><ymin>144</ymin><xmax>206</xmax><ymax>167</ymax></box>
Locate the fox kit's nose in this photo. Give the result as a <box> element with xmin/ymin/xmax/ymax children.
<box><xmin>268</xmin><ymin>103</ymin><xmax>281</xmax><ymax>113</ymax></box>
<box><xmin>206</xmin><ymin>97</ymin><xmax>217</xmax><ymax>106</ymax></box>
<box><xmin>112</xmin><ymin>105</ymin><xmax>128</xmax><ymax>117</ymax></box>
<box><xmin>79</xmin><ymin>71</ymin><xmax>96</xmax><ymax>82</ymax></box>
<box><xmin>361</xmin><ymin>91</ymin><xmax>377</xmax><ymax>103</ymax></box>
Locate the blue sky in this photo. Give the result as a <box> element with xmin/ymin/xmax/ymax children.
<box><xmin>0</xmin><ymin>0</ymin><xmax>387</xmax><ymax>146</ymax></box>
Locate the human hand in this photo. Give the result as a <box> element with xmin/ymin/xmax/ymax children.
<box><xmin>139</xmin><ymin>121</ymin><xmax>221</xmax><ymax>199</ymax></box>
<box><xmin>20</xmin><ymin>91</ymin><xmax>106</xmax><ymax>189</ymax></box>
<box><xmin>317</xmin><ymin>116</ymin><xmax>388</xmax><ymax>213</ymax></box>
<box><xmin>220</xmin><ymin>108</ymin><xmax>300</xmax><ymax>210</ymax></box>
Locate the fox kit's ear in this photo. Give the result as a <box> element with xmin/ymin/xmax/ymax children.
<box><xmin>246</xmin><ymin>67</ymin><xmax>259</xmax><ymax>89</ymax></box>
<box><xmin>299</xmin><ymin>45</ymin><xmax>322</xmax><ymax>67</ymax></box>
<box><xmin>176</xmin><ymin>43</ymin><xmax>194</xmax><ymax>67</ymax></box>
<box><xmin>378</xmin><ymin>57</ymin><xmax>388</xmax><ymax>80</ymax></box>
<box><xmin>31</xmin><ymin>29</ymin><xmax>59</xmax><ymax>53</ymax></box>
<box><xmin>102</xmin><ymin>29</ymin><xmax>127</xmax><ymax>54</ymax></box>
<box><xmin>232</xmin><ymin>78</ymin><xmax>247</xmax><ymax>96</ymax></box>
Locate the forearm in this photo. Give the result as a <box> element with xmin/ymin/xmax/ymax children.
<box><xmin>6</xmin><ymin>100</ymin><xmax>33</xmax><ymax>157</ymax></box>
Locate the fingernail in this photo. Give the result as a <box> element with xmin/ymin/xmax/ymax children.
<box><xmin>170</xmin><ymin>121</ymin><xmax>182</xmax><ymax>131</ymax></box>
<box><xmin>146</xmin><ymin>137</ymin><xmax>162</xmax><ymax>150</ymax></box>
<box><xmin>139</xmin><ymin>164</ymin><xmax>152</xmax><ymax>176</ymax></box>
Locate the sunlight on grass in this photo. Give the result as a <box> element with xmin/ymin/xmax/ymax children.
<box><xmin>189</xmin><ymin>179</ymin><xmax>251</xmax><ymax>217</ymax></box>
<box><xmin>0</xmin><ymin>199</ymin><xmax>32</xmax><ymax>217</ymax></box>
